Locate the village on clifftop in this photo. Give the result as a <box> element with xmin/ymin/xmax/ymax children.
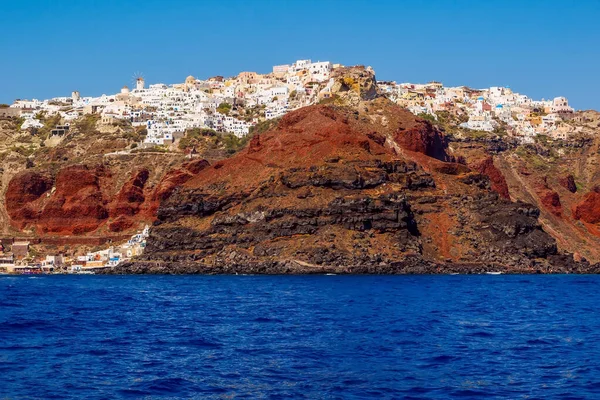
<box><xmin>1</xmin><ymin>59</ymin><xmax>578</xmax><ymax>145</ymax></box>
<box><xmin>0</xmin><ymin>59</ymin><xmax>584</xmax><ymax>274</ymax></box>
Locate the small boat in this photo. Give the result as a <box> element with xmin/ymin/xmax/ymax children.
<box><xmin>485</xmin><ymin>271</ymin><xmax>503</xmax><ymax>275</ymax></box>
<box><xmin>325</xmin><ymin>273</ymin><xmax>337</xmax><ymax>276</ymax></box>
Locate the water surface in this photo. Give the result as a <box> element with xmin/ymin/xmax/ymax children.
<box><xmin>1</xmin><ymin>275</ymin><xmax>599</xmax><ymax>399</ymax></box>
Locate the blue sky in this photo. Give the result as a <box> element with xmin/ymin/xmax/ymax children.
<box><xmin>1</xmin><ymin>0</ymin><xmax>599</xmax><ymax>109</ymax></box>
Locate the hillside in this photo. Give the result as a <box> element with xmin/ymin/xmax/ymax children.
<box><xmin>0</xmin><ymin>114</ymin><xmax>238</xmax><ymax>251</ymax></box>
<box><xmin>2</xmin><ymin>67</ymin><xmax>600</xmax><ymax>272</ymax></box>
<box><xmin>111</xmin><ymin>74</ymin><xmax>600</xmax><ymax>273</ymax></box>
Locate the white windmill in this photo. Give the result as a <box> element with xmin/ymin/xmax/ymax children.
<box><xmin>132</xmin><ymin>72</ymin><xmax>145</xmax><ymax>91</ymax></box>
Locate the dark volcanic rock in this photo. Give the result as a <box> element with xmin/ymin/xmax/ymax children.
<box><xmin>473</xmin><ymin>157</ymin><xmax>510</xmax><ymax>199</ymax></box>
<box><xmin>105</xmin><ymin>103</ymin><xmax>585</xmax><ymax>275</ymax></box>
<box><xmin>560</xmin><ymin>174</ymin><xmax>577</xmax><ymax>193</ymax></box>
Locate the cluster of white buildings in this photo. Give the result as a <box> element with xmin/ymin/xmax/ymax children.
<box><xmin>7</xmin><ymin>59</ymin><xmax>340</xmax><ymax>146</ymax></box>
<box><xmin>5</xmin><ymin>61</ymin><xmax>581</xmax><ymax>146</ymax></box>
<box><xmin>379</xmin><ymin>81</ymin><xmax>577</xmax><ymax>142</ymax></box>
<box><xmin>0</xmin><ymin>226</ymin><xmax>150</xmax><ymax>275</ymax></box>
<box><xmin>69</xmin><ymin>225</ymin><xmax>150</xmax><ymax>273</ymax></box>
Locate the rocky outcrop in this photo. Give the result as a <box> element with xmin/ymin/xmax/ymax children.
<box><xmin>470</xmin><ymin>194</ymin><xmax>557</xmax><ymax>258</ymax></box>
<box><xmin>5</xmin><ymin>159</ymin><xmax>210</xmax><ymax>235</ymax></box>
<box><xmin>531</xmin><ymin>176</ymin><xmax>562</xmax><ymax>217</ymax></box>
<box><xmin>330</xmin><ymin>66</ymin><xmax>380</xmax><ymax>105</ymax></box>
<box><xmin>37</xmin><ymin>165</ymin><xmax>109</xmax><ymax>234</ymax></box>
<box><xmin>107</xmin><ymin>169</ymin><xmax>150</xmax><ymax>232</ymax></box>
<box><xmin>539</xmin><ymin>190</ymin><xmax>562</xmax><ymax>217</ymax></box>
<box><xmin>394</xmin><ymin>120</ymin><xmax>450</xmax><ymax>161</ymax></box>
<box><xmin>109</xmin><ymin>168</ymin><xmax>149</xmax><ymax>217</ymax></box>
<box><xmin>7</xmin><ymin>166</ymin><xmax>110</xmax><ymax>234</ymax></box>
<box><xmin>573</xmin><ymin>187</ymin><xmax>600</xmax><ymax>224</ymax></box>
<box><xmin>153</xmin><ymin>159</ymin><xmax>210</xmax><ymax>201</ymax></box>
<box><xmin>110</xmin><ymin>103</ymin><xmax>585</xmax><ymax>274</ymax></box>
<box><xmin>473</xmin><ymin>157</ymin><xmax>510</xmax><ymax>199</ymax></box>
<box><xmin>560</xmin><ymin>174</ymin><xmax>577</xmax><ymax>193</ymax></box>
<box><xmin>5</xmin><ymin>171</ymin><xmax>54</xmax><ymax>227</ymax></box>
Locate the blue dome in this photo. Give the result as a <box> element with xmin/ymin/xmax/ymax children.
<box><xmin>478</xmin><ymin>96</ymin><xmax>484</xmax><ymax>101</ymax></box>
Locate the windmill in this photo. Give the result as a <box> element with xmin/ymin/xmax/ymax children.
<box><xmin>132</xmin><ymin>72</ymin><xmax>145</xmax><ymax>90</ymax></box>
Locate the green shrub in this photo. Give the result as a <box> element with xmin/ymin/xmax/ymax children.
<box><xmin>13</xmin><ymin>117</ymin><xmax>25</xmax><ymax>130</ymax></box>
<box><xmin>123</xmin><ymin>126</ymin><xmax>145</xmax><ymax>142</ymax></box>
<box><xmin>178</xmin><ymin>128</ymin><xmax>219</xmax><ymax>150</ymax></box>
<box><xmin>221</xmin><ymin>133</ymin><xmax>250</xmax><ymax>153</ymax></box>
<box><xmin>216</xmin><ymin>103</ymin><xmax>232</xmax><ymax>115</ymax></box>
<box><xmin>73</xmin><ymin>114</ymin><xmax>100</xmax><ymax>135</ymax></box>
<box><xmin>10</xmin><ymin>145</ymin><xmax>36</xmax><ymax>157</ymax></box>
<box><xmin>131</xmin><ymin>145</ymin><xmax>169</xmax><ymax>153</ymax></box>
<box><xmin>417</xmin><ymin>112</ymin><xmax>436</xmax><ymax>122</ymax></box>
<box><xmin>249</xmin><ymin>117</ymin><xmax>280</xmax><ymax>135</ymax></box>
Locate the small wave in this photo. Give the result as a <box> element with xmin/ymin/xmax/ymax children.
<box><xmin>182</xmin><ymin>338</ymin><xmax>222</xmax><ymax>349</ymax></box>
<box><xmin>0</xmin><ymin>344</ymin><xmax>45</xmax><ymax>351</ymax></box>
<box><xmin>235</xmin><ymin>347</ymin><xmax>270</xmax><ymax>355</ymax></box>
<box><xmin>0</xmin><ymin>301</ymin><xmax>22</xmax><ymax>308</ymax></box>
<box><xmin>429</xmin><ymin>355</ymin><xmax>459</xmax><ymax>363</ymax></box>
<box><xmin>404</xmin><ymin>386</ymin><xmax>434</xmax><ymax>394</ymax></box>
<box><xmin>100</xmin><ymin>337</ymin><xmax>132</xmax><ymax>345</ymax></box>
<box><xmin>451</xmin><ymin>389</ymin><xmax>494</xmax><ymax>397</ymax></box>
<box><xmin>253</xmin><ymin>317</ymin><xmax>284</xmax><ymax>323</ymax></box>
<box><xmin>342</xmin><ymin>378</ymin><xmax>368</xmax><ymax>385</ymax></box>
<box><xmin>468</xmin><ymin>331</ymin><xmax>495</xmax><ymax>338</ymax></box>
<box><xmin>570</xmin><ymin>280</ymin><xmax>597</xmax><ymax>285</ymax></box>
<box><xmin>0</xmin><ymin>320</ymin><xmax>50</xmax><ymax>330</ymax></box>
<box><xmin>118</xmin><ymin>388</ymin><xmax>152</xmax><ymax>397</ymax></box>
<box><xmin>140</xmin><ymin>377</ymin><xmax>198</xmax><ymax>393</ymax></box>
<box><xmin>87</xmin><ymin>349</ymin><xmax>110</xmax><ymax>356</ymax></box>
<box><xmin>586</xmin><ymin>381</ymin><xmax>600</xmax><ymax>390</ymax></box>
<box><xmin>526</xmin><ymin>338</ymin><xmax>553</xmax><ymax>345</ymax></box>
<box><xmin>458</xmin><ymin>320</ymin><xmax>492</xmax><ymax>328</ymax></box>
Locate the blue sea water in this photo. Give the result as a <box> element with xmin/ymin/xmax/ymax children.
<box><xmin>1</xmin><ymin>275</ymin><xmax>600</xmax><ymax>399</ymax></box>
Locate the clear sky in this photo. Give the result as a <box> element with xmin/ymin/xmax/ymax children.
<box><xmin>1</xmin><ymin>0</ymin><xmax>599</xmax><ymax>110</ymax></box>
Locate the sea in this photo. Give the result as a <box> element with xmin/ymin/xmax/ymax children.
<box><xmin>1</xmin><ymin>275</ymin><xmax>600</xmax><ymax>399</ymax></box>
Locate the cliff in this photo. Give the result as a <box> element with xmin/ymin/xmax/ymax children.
<box><xmin>3</xmin><ymin>69</ymin><xmax>600</xmax><ymax>272</ymax></box>
<box><xmin>113</xmin><ymin>99</ymin><xmax>591</xmax><ymax>274</ymax></box>
<box><xmin>445</xmin><ymin>114</ymin><xmax>600</xmax><ymax>264</ymax></box>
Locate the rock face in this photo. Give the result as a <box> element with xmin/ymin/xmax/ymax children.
<box><xmin>3</xmin><ymin>68</ymin><xmax>600</xmax><ymax>270</ymax></box>
<box><xmin>5</xmin><ymin>171</ymin><xmax>54</xmax><ymax>226</ymax></box>
<box><xmin>394</xmin><ymin>119</ymin><xmax>451</xmax><ymax>162</ymax></box>
<box><xmin>39</xmin><ymin>165</ymin><xmax>109</xmax><ymax>234</ymax></box>
<box><xmin>573</xmin><ymin>187</ymin><xmax>600</xmax><ymax>224</ymax></box>
<box><xmin>4</xmin><ymin>158</ymin><xmax>210</xmax><ymax>236</ymax></box>
<box><xmin>473</xmin><ymin>157</ymin><xmax>510</xmax><ymax>199</ymax></box>
<box><xmin>560</xmin><ymin>174</ymin><xmax>577</xmax><ymax>193</ymax></box>
<box><xmin>539</xmin><ymin>190</ymin><xmax>562</xmax><ymax>217</ymax></box>
<box><xmin>153</xmin><ymin>159</ymin><xmax>211</xmax><ymax>201</ymax></box>
<box><xmin>329</xmin><ymin>66</ymin><xmax>380</xmax><ymax>105</ymax></box>
<box><xmin>112</xmin><ymin>103</ymin><xmax>586</xmax><ymax>274</ymax></box>
<box><xmin>107</xmin><ymin>169</ymin><xmax>150</xmax><ymax>232</ymax></box>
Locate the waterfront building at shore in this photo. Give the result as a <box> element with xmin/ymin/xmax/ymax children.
<box><xmin>0</xmin><ymin>226</ymin><xmax>150</xmax><ymax>275</ymax></box>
